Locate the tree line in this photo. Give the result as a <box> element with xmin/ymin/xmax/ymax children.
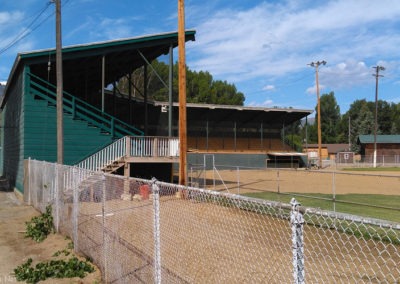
<box><xmin>295</xmin><ymin>91</ymin><xmax>400</xmax><ymax>153</ymax></box>
<box><xmin>117</xmin><ymin>60</ymin><xmax>245</xmax><ymax>106</ymax></box>
<box><xmin>117</xmin><ymin>61</ymin><xmax>398</xmax><ymax>154</ymax></box>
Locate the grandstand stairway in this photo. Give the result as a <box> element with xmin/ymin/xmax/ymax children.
<box><xmin>26</xmin><ymin>72</ymin><xmax>144</xmax><ymax>166</ymax></box>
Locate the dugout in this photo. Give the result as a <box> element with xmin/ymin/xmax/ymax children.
<box><xmin>266</xmin><ymin>152</ymin><xmax>308</xmax><ymax>169</ymax></box>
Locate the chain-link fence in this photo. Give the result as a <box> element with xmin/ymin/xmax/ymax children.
<box><xmin>190</xmin><ymin>164</ymin><xmax>400</xmax><ymax>222</ymax></box>
<box><xmin>25</xmin><ymin>159</ymin><xmax>400</xmax><ymax>283</ymax></box>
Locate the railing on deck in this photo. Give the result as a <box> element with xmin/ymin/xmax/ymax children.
<box><xmin>76</xmin><ymin>136</ymin><xmax>179</xmax><ymax>171</ymax></box>
<box><xmin>130</xmin><ymin>136</ymin><xmax>179</xmax><ymax>157</ymax></box>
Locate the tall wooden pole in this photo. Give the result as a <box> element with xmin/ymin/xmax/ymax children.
<box><xmin>308</xmin><ymin>61</ymin><xmax>326</xmax><ymax>169</ymax></box>
<box><xmin>55</xmin><ymin>0</ymin><xmax>64</xmax><ymax>164</ymax></box>
<box><xmin>178</xmin><ymin>0</ymin><xmax>187</xmax><ymax>185</ymax></box>
<box><xmin>316</xmin><ymin>65</ymin><xmax>322</xmax><ymax>169</ymax></box>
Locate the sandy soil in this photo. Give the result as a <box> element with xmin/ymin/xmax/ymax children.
<box><xmin>198</xmin><ymin>168</ymin><xmax>400</xmax><ymax>196</ymax></box>
<box><xmin>0</xmin><ymin>191</ymin><xmax>101</xmax><ymax>284</ymax></box>
<box><xmin>1</xmin><ymin>168</ymin><xmax>399</xmax><ymax>283</ymax></box>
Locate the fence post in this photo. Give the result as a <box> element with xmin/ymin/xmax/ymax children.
<box><xmin>72</xmin><ymin>167</ymin><xmax>79</xmax><ymax>253</ymax></box>
<box><xmin>54</xmin><ymin>163</ymin><xmax>59</xmax><ymax>232</ymax></box>
<box><xmin>290</xmin><ymin>198</ymin><xmax>305</xmax><ymax>284</ymax></box>
<box><xmin>236</xmin><ymin>166</ymin><xmax>240</xmax><ymax>194</ymax></box>
<box><xmin>151</xmin><ymin>178</ymin><xmax>162</xmax><ymax>284</ymax></box>
<box><xmin>101</xmin><ymin>173</ymin><xmax>108</xmax><ymax>283</ymax></box>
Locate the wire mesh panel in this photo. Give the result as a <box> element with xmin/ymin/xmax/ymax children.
<box><xmin>156</xmin><ymin>182</ymin><xmax>293</xmax><ymax>283</ymax></box>
<box><xmin>101</xmin><ymin>176</ymin><xmax>155</xmax><ymax>283</ymax></box>
<box><xmin>302</xmin><ymin>210</ymin><xmax>400</xmax><ymax>283</ymax></box>
<box><xmin>24</xmin><ymin>159</ymin><xmax>400</xmax><ymax>283</ymax></box>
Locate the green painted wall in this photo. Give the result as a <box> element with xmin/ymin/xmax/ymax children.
<box><xmin>23</xmin><ymin>94</ymin><xmax>113</xmax><ymax>165</ymax></box>
<box><xmin>2</xmin><ymin>66</ymin><xmax>116</xmax><ymax>193</ymax></box>
<box><xmin>23</xmin><ymin>79</ymin><xmax>114</xmax><ymax>167</ymax></box>
<box><xmin>2</xmin><ymin>67</ymin><xmax>24</xmax><ymax>192</ymax></box>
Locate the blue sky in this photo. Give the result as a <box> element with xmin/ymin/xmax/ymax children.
<box><xmin>1</xmin><ymin>0</ymin><xmax>400</xmax><ymax>114</ymax></box>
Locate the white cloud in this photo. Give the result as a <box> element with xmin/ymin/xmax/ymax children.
<box><xmin>262</xmin><ymin>85</ymin><xmax>275</xmax><ymax>91</ymax></box>
<box><xmin>247</xmin><ymin>99</ymin><xmax>274</xmax><ymax>107</ymax></box>
<box><xmin>306</xmin><ymin>84</ymin><xmax>326</xmax><ymax>95</ymax></box>
<box><xmin>188</xmin><ymin>0</ymin><xmax>400</xmax><ymax>90</ymax></box>
<box><xmin>0</xmin><ymin>11</ymin><xmax>24</xmax><ymax>26</ymax></box>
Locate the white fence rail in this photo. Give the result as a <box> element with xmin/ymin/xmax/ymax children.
<box><xmin>24</xmin><ymin>159</ymin><xmax>400</xmax><ymax>283</ymax></box>
<box><xmin>76</xmin><ymin>136</ymin><xmax>127</xmax><ymax>171</ymax></box>
<box><xmin>130</xmin><ymin>136</ymin><xmax>179</xmax><ymax>157</ymax></box>
<box><xmin>76</xmin><ymin>136</ymin><xmax>180</xmax><ymax>171</ymax></box>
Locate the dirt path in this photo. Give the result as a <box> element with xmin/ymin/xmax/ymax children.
<box><xmin>0</xmin><ymin>191</ymin><xmax>101</xmax><ymax>284</ymax></box>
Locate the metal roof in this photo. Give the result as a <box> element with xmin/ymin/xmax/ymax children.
<box><xmin>358</xmin><ymin>135</ymin><xmax>400</xmax><ymax>144</ymax></box>
<box><xmin>2</xmin><ymin>29</ymin><xmax>312</xmax><ymax>128</ymax></box>
<box><xmin>153</xmin><ymin>101</ymin><xmax>313</xmax><ymax>128</ymax></box>
<box><xmin>2</xmin><ymin>30</ymin><xmax>196</xmax><ymax>108</ymax></box>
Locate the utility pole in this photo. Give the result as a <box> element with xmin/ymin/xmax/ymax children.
<box><xmin>348</xmin><ymin>116</ymin><xmax>351</xmax><ymax>151</ymax></box>
<box><xmin>308</xmin><ymin>61</ymin><xmax>326</xmax><ymax>169</ymax></box>
<box><xmin>178</xmin><ymin>0</ymin><xmax>187</xmax><ymax>185</ymax></box>
<box><xmin>372</xmin><ymin>65</ymin><xmax>385</xmax><ymax>168</ymax></box>
<box><xmin>54</xmin><ymin>0</ymin><xmax>63</xmax><ymax>164</ymax></box>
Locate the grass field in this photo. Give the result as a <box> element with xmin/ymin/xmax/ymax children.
<box><xmin>342</xmin><ymin>167</ymin><xmax>400</xmax><ymax>172</ymax></box>
<box><xmin>243</xmin><ymin>191</ymin><xmax>400</xmax><ymax>223</ymax></box>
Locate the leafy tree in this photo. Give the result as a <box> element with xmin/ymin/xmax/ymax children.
<box><xmin>308</xmin><ymin>92</ymin><xmax>341</xmax><ymax>144</ymax></box>
<box><xmin>349</xmin><ymin>102</ymin><xmax>374</xmax><ymax>152</ymax></box>
<box><xmin>117</xmin><ymin>60</ymin><xmax>245</xmax><ymax>105</ymax></box>
<box><xmin>390</xmin><ymin>103</ymin><xmax>400</xmax><ymax>134</ymax></box>
<box><xmin>319</xmin><ymin>92</ymin><xmax>341</xmax><ymax>143</ymax></box>
<box><xmin>284</xmin><ymin>120</ymin><xmax>303</xmax><ymax>151</ymax></box>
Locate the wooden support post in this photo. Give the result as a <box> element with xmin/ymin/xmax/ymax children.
<box><xmin>178</xmin><ymin>0</ymin><xmax>187</xmax><ymax>185</ymax></box>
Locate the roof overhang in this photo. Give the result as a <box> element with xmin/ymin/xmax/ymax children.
<box><xmin>2</xmin><ymin>30</ymin><xmax>196</xmax><ymax>108</ymax></box>
<box><xmin>154</xmin><ymin>101</ymin><xmax>313</xmax><ymax>126</ymax></box>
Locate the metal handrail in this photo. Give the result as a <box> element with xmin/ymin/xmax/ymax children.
<box><xmin>76</xmin><ymin>136</ymin><xmax>127</xmax><ymax>171</ymax></box>
<box><xmin>76</xmin><ymin>136</ymin><xmax>180</xmax><ymax>171</ymax></box>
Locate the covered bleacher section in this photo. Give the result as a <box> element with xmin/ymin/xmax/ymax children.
<box><xmin>9</xmin><ymin>29</ymin><xmax>312</xmax><ymax>171</ymax></box>
<box><xmin>151</xmin><ymin>101</ymin><xmax>312</xmax><ymax>153</ymax></box>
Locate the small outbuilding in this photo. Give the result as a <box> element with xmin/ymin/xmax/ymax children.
<box><xmin>357</xmin><ymin>135</ymin><xmax>400</xmax><ymax>163</ymax></box>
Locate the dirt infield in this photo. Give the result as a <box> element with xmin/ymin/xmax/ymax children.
<box><xmin>2</xmin><ymin>168</ymin><xmax>399</xmax><ymax>283</ymax></box>
<box><xmin>200</xmin><ymin>168</ymin><xmax>400</xmax><ymax>196</ymax></box>
<box><xmin>69</xmin><ymin>191</ymin><xmax>399</xmax><ymax>283</ymax></box>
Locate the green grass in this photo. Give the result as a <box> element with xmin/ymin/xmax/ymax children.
<box><xmin>242</xmin><ymin>191</ymin><xmax>400</xmax><ymax>224</ymax></box>
<box><xmin>341</xmin><ymin>167</ymin><xmax>400</xmax><ymax>172</ymax></box>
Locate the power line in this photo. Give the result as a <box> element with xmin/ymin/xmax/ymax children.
<box><xmin>0</xmin><ymin>2</ymin><xmax>54</xmax><ymax>55</ymax></box>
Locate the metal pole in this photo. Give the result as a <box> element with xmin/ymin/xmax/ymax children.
<box><xmin>168</xmin><ymin>44</ymin><xmax>173</xmax><ymax>137</ymax></box>
<box><xmin>128</xmin><ymin>72</ymin><xmax>132</xmax><ymax>124</ymax></box>
<box><xmin>178</xmin><ymin>0</ymin><xmax>187</xmax><ymax>185</ymax></box>
<box><xmin>152</xmin><ymin>179</ymin><xmax>162</xmax><ymax>284</ymax></box>
<box><xmin>144</xmin><ymin>64</ymin><xmax>148</xmax><ymax>135</ymax></box>
<box><xmin>290</xmin><ymin>198</ymin><xmax>305</xmax><ymax>284</ymax></box>
<box><xmin>101</xmin><ymin>55</ymin><xmax>105</xmax><ymax>113</ymax></box>
<box><xmin>305</xmin><ymin>116</ymin><xmax>308</xmax><ymax>167</ymax></box>
<box><xmin>372</xmin><ymin>66</ymin><xmax>384</xmax><ymax>168</ymax></box>
<box><xmin>55</xmin><ymin>0</ymin><xmax>63</xmax><ymax>164</ymax></box>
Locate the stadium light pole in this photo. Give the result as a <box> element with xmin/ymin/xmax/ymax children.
<box><xmin>308</xmin><ymin>61</ymin><xmax>326</xmax><ymax>169</ymax></box>
<box><xmin>372</xmin><ymin>65</ymin><xmax>385</xmax><ymax>168</ymax></box>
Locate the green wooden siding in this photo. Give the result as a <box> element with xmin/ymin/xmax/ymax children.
<box><xmin>3</xmin><ymin>66</ymin><xmax>117</xmax><ymax>193</ymax></box>
<box><xmin>24</xmin><ymin>79</ymin><xmax>114</xmax><ymax>166</ymax></box>
<box><xmin>2</xmin><ymin>67</ymin><xmax>25</xmax><ymax>192</ymax></box>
